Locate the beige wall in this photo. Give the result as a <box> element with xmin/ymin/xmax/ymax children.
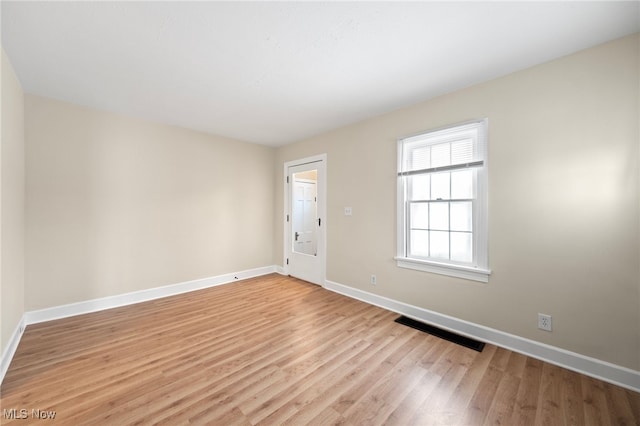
<box><xmin>275</xmin><ymin>34</ymin><xmax>640</xmax><ymax>370</ymax></box>
<box><xmin>1</xmin><ymin>49</ymin><xmax>26</xmax><ymax>354</ymax></box>
<box><xmin>25</xmin><ymin>95</ymin><xmax>275</xmax><ymax>310</ymax></box>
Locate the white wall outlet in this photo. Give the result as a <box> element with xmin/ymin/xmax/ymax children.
<box><xmin>370</xmin><ymin>275</ymin><xmax>377</xmax><ymax>285</ymax></box>
<box><xmin>344</xmin><ymin>207</ymin><xmax>353</xmax><ymax>216</ymax></box>
<box><xmin>538</xmin><ymin>313</ymin><xmax>552</xmax><ymax>331</ymax></box>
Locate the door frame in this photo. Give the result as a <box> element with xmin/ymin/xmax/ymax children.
<box><xmin>283</xmin><ymin>154</ymin><xmax>327</xmax><ymax>286</ymax></box>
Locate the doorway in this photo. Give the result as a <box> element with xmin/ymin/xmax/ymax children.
<box><xmin>284</xmin><ymin>154</ymin><xmax>326</xmax><ymax>285</ymax></box>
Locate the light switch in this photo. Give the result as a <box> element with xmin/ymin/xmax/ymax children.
<box><xmin>344</xmin><ymin>207</ymin><xmax>353</xmax><ymax>216</ymax></box>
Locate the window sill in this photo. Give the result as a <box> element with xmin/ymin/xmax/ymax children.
<box><xmin>395</xmin><ymin>257</ymin><xmax>491</xmax><ymax>283</ymax></box>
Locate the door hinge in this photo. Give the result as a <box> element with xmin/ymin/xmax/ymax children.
<box><xmin>286</xmin><ymin>176</ymin><xmax>289</xmax><ymax>183</ymax></box>
<box><xmin>286</xmin><ymin>258</ymin><xmax>289</xmax><ymax>265</ymax></box>
<box><xmin>286</xmin><ymin>214</ymin><xmax>289</xmax><ymax>222</ymax></box>
<box><xmin>318</xmin><ymin>218</ymin><xmax>321</xmax><ymax>227</ymax></box>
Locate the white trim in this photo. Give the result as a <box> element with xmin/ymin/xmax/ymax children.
<box><xmin>0</xmin><ymin>265</ymin><xmax>276</xmax><ymax>385</ymax></box>
<box><xmin>0</xmin><ymin>315</ymin><xmax>27</xmax><ymax>384</ymax></box>
<box><xmin>398</xmin><ymin>118</ymin><xmax>489</xmax><ymax>144</ymax></box>
<box><xmin>324</xmin><ymin>279</ymin><xmax>640</xmax><ymax>393</ymax></box>
<box><xmin>396</xmin><ymin>257</ymin><xmax>490</xmax><ymax>282</ymax></box>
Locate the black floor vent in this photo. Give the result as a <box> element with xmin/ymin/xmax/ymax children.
<box><xmin>395</xmin><ymin>316</ymin><xmax>485</xmax><ymax>352</ymax></box>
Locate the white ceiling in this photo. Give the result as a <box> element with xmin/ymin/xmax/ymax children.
<box><xmin>2</xmin><ymin>2</ymin><xmax>639</xmax><ymax>147</ymax></box>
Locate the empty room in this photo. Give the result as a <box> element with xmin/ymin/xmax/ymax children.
<box><xmin>1</xmin><ymin>1</ymin><xmax>639</xmax><ymax>425</ymax></box>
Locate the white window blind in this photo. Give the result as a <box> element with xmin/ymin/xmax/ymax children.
<box><xmin>399</xmin><ymin>123</ymin><xmax>486</xmax><ymax>175</ymax></box>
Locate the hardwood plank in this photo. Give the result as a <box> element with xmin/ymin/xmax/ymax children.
<box><xmin>444</xmin><ymin>344</ymin><xmax>498</xmax><ymax>424</ymax></box>
<box><xmin>581</xmin><ymin>374</ymin><xmax>615</xmax><ymax>426</ymax></box>
<box><xmin>458</xmin><ymin>365</ymin><xmax>502</xmax><ymax>425</ymax></box>
<box><xmin>510</xmin><ymin>357</ymin><xmax>544</xmax><ymax>425</ymax></box>
<box><xmin>503</xmin><ymin>350</ymin><xmax>528</xmax><ymax>379</ymax></box>
<box><xmin>626</xmin><ymin>388</ymin><xmax>640</xmax><ymax>425</ymax></box>
<box><xmin>278</xmin><ymin>331</ymin><xmax>409</xmax><ymax>424</ymax></box>
<box><xmin>487</xmin><ymin>346</ymin><xmax>512</xmax><ymax>372</ymax></box>
<box><xmin>483</xmin><ymin>372</ymin><xmax>520</xmax><ymax>425</ymax></box>
<box><xmin>1</xmin><ymin>274</ymin><xmax>638</xmax><ymax>426</ymax></box>
<box><xmin>328</xmin><ymin>325</ymin><xmax>418</xmax><ymax>415</ymax></box>
<box><xmin>536</xmin><ymin>363</ymin><xmax>564</xmax><ymax>425</ymax></box>
<box><xmin>339</xmin><ymin>335</ymin><xmax>430</xmax><ymax>425</ymax></box>
<box><xmin>560</xmin><ymin>366</ymin><xmax>586</xmax><ymax>426</ymax></box>
<box><xmin>408</xmin><ymin>343</ymin><xmax>478</xmax><ymax>424</ymax></box>
<box><xmin>603</xmin><ymin>382</ymin><xmax>638</xmax><ymax>426</ymax></box>
<box><xmin>386</xmin><ymin>370</ymin><xmax>444</xmax><ymax>426</ymax></box>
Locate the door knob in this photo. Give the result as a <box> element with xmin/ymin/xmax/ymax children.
<box><xmin>295</xmin><ymin>231</ymin><xmax>300</xmax><ymax>241</ymax></box>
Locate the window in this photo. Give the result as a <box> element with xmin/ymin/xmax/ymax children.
<box><xmin>396</xmin><ymin>119</ymin><xmax>490</xmax><ymax>282</ymax></box>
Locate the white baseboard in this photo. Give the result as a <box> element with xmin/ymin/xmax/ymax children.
<box><xmin>25</xmin><ymin>265</ymin><xmax>276</xmax><ymax>325</ymax></box>
<box><xmin>0</xmin><ymin>315</ymin><xmax>27</xmax><ymax>385</ymax></box>
<box><xmin>0</xmin><ymin>265</ymin><xmax>276</xmax><ymax>385</ymax></box>
<box><xmin>324</xmin><ymin>279</ymin><xmax>640</xmax><ymax>393</ymax></box>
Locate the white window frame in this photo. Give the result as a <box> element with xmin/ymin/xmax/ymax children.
<box><xmin>396</xmin><ymin>119</ymin><xmax>490</xmax><ymax>282</ymax></box>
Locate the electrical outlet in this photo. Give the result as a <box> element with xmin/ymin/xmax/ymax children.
<box><xmin>538</xmin><ymin>313</ymin><xmax>552</xmax><ymax>331</ymax></box>
<box><xmin>370</xmin><ymin>275</ymin><xmax>377</xmax><ymax>286</ymax></box>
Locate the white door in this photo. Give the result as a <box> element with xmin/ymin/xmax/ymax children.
<box><xmin>285</xmin><ymin>156</ymin><xmax>326</xmax><ymax>285</ymax></box>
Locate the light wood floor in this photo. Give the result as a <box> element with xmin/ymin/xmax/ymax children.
<box><xmin>1</xmin><ymin>274</ymin><xmax>638</xmax><ymax>425</ymax></box>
